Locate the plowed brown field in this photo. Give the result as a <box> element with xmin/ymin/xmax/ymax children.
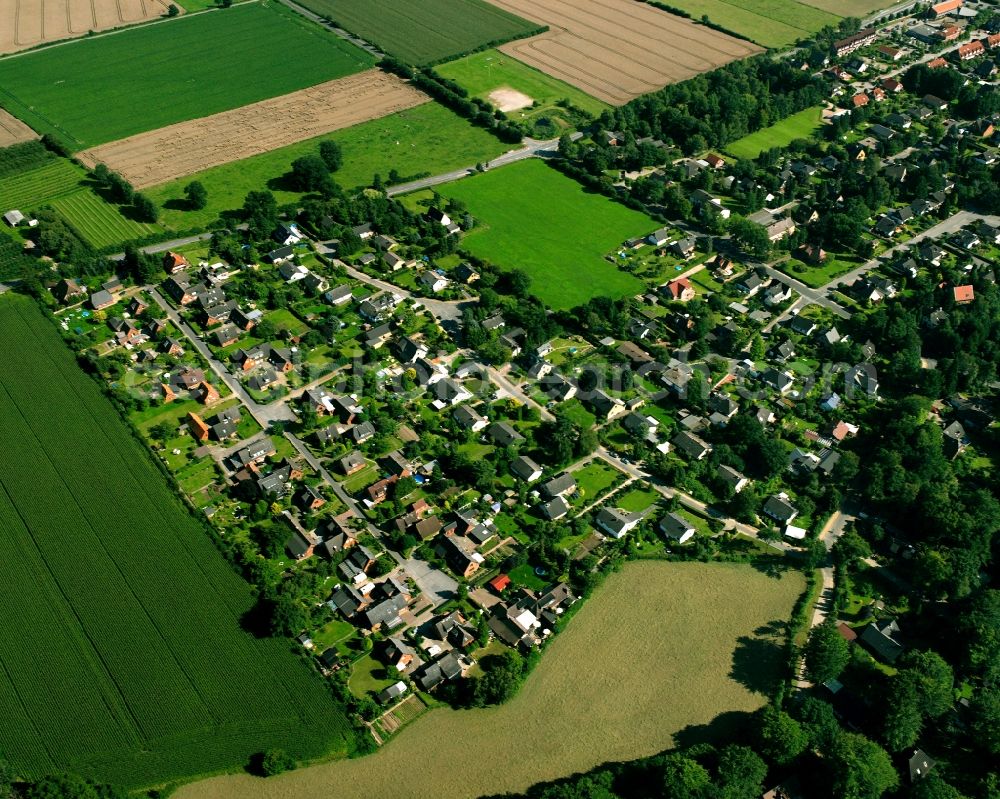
<box><xmin>0</xmin><ymin>0</ymin><xmax>172</xmax><ymax>55</ymax></box>
<box><xmin>77</xmin><ymin>70</ymin><xmax>428</xmax><ymax>189</ymax></box>
<box><xmin>0</xmin><ymin>108</ymin><xmax>37</xmax><ymax>146</ymax></box>
<box><xmin>489</xmin><ymin>0</ymin><xmax>761</xmax><ymax>105</ymax></box>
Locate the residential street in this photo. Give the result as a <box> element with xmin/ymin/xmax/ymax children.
<box><xmin>147</xmin><ymin>286</ymin><xmax>296</xmax><ymax>428</ymax></box>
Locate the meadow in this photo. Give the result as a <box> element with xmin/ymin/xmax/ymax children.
<box><xmin>644</xmin><ymin>0</ymin><xmax>840</xmax><ymax>48</ymax></box>
<box><xmin>293</xmin><ymin>0</ymin><xmax>541</xmax><ymax>65</ymax></box>
<box><xmin>0</xmin><ymin>157</ymin><xmax>160</xmax><ymax>248</ymax></box>
<box><xmin>724</xmin><ymin>106</ymin><xmax>824</xmax><ymax>159</ymax></box>
<box><xmin>176</xmin><ymin>561</ymin><xmax>806</xmax><ymax>799</ymax></box>
<box><xmin>439</xmin><ymin>160</ymin><xmax>651</xmax><ymax>309</ymax></box>
<box><xmin>434</xmin><ymin>48</ymin><xmax>609</xmax><ymax>118</ymax></box>
<box><xmin>0</xmin><ymin>295</ymin><xmax>353</xmax><ymax>788</ymax></box>
<box><xmin>147</xmin><ymin>103</ymin><xmax>512</xmax><ymax>230</ymax></box>
<box><xmin>0</xmin><ymin>2</ymin><xmax>374</xmax><ymax>148</ymax></box>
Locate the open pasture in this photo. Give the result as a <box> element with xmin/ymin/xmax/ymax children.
<box><xmin>293</xmin><ymin>0</ymin><xmax>540</xmax><ymax>65</ymax></box>
<box><xmin>146</xmin><ymin>103</ymin><xmax>512</xmax><ymax>230</ymax></box>
<box><xmin>0</xmin><ymin>2</ymin><xmax>374</xmax><ymax>148</ymax></box>
<box><xmin>176</xmin><ymin>561</ymin><xmax>806</xmax><ymax>799</ymax></box>
<box><xmin>0</xmin><ymin>0</ymin><xmax>172</xmax><ymax>55</ymax></box>
<box><xmin>0</xmin><ymin>295</ymin><xmax>352</xmax><ymax>788</ymax></box>
<box><xmin>487</xmin><ymin>0</ymin><xmax>760</xmax><ymax>105</ymax></box>
<box><xmin>798</xmin><ymin>0</ymin><xmax>898</xmax><ymax>15</ymax></box>
<box><xmin>724</xmin><ymin>105</ymin><xmax>824</xmax><ymax>159</ymax></box>
<box><xmin>438</xmin><ymin>159</ymin><xmax>651</xmax><ymax>310</ymax></box>
<box><xmin>79</xmin><ymin>70</ymin><xmax>428</xmax><ymax>188</ymax></box>
<box><xmin>434</xmin><ymin>48</ymin><xmax>609</xmax><ymax>118</ymax></box>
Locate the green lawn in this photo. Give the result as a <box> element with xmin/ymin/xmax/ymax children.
<box><xmin>508</xmin><ymin>562</ymin><xmax>549</xmax><ymax>591</ymax></box>
<box><xmin>724</xmin><ymin>106</ymin><xmax>825</xmax><ymax>160</ymax></box>
<box><xmin>559</xmin><ymin>398</ymin><xmax>597</xmax><ymax>430</ymax></box>
<box><xmin>573</xmin><ymin>461</ymin><xmax>621</xmax><ymax>501</ymax></box>
<box><xmin>639</xmin><ymin>0</ymin><xmax>836</xmax><ymax>47</ymax></box>
<box><xmin>616</xmin><ymin>487</ymin><xmax>661</xmax><ymax>513</ymax></box>
<box><xmin>779</xmin><ymin>253</ymin><xmax>863</xmax><ymax>288</ymax></box>
<box><xmin>349</xmin><ymin>653</ymin><xmax>397</xmax><ymax>698</ymax></box>
<box><xmin>0</xmin><ymin>3</ymin><xmax>374</xmax><ymax>148</ymax></box>
<box><xmin>292</xmin><ymin>0</ymin><xmax>540</xmax><ymax>65</ymax></box>
<box><xmin>435</xmin><ymin>49</ymin><xmax>608</xmax><ymax>118</ymax></box>
<box><xmin>147</xmin><ymin>103</ymin><xmax>511</xmax><ymax>230</ymax></box>
<box><xmin>0</xmin><ymin>294</ymin><xmax>352</xmax><ymax>788</ymax></box>
<box><xmin>439</xmin><ymin>160</ymin><xmax>652</xmax><ymax>310</ymax></box>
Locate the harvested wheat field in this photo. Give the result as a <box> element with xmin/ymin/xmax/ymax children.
<box><xmin>77</xmin><ymin>70</ymin><xmax>427</xmax><ymax>188</ymax></box>
<box><xmin>0</xmin><ymin>0</ymin><xmax>172</xmax><ymax>55</ymax></box>
<box><xmin>0</xmin><ymin>108</ymin><xmax>37</xmax><ymax>146</ymax></box>
<box><xmin>175</xmin><ymin>561</ymin><xmax>805</xmax><ymax>799</ymax></box>
<box><xmin>489</xmin><ymin>0</ymin><xmax>761</xmax><ymax>105</ymax></box>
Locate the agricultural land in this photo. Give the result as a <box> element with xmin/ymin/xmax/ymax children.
<box><xmin>0</xmin><ymin>294</ymin><xmax>353</xmax><ymax>788</ymax></box>
<box><xmin>724</xmin><ymin>105</ymin><xmax>825</xmax><ymax>160</ymax></box>
<box><xmin>145</xmin><ymin>103</ymin><xmax>513</xmax><ymax>229</ymax></box>
<box><xmin>0</xmin><ymin>0</ymin><xmax>173</xmax><ymax>55</ymax></box>
<box><xmin>292</xmin><ymin>0</ymin><xmax>541</xmax><ymax>65</ymax></box>
<box><xmin>175</xmin><ymin>562</ymin><xmax>806</xmax><ymax>799</ymax></box>
<box><xmin>0</xmin><ymin>108</ymin><xmax>37</xmax><ymax>147</ymax></box>
<box><xmin>0</xmin><ymin>2</ymin><xmax>374</xmax><ymax>148</ymax></box>
<box><xmin>79</xmin><ymin>71</ymin><xmax>428</xmax><ymax>189</ymax></box>
<box><xmin>439</xmin><ymin>159</ymin><xmax>652</xmax><ymax>309</ymax></box>
<box><xmin>488</xmin><ymin>0</ymin><xmax>760</xmax><ymax>105</ymax></box>
<box><xmin>434</xmin><ymin>48</ymin><xmax>609</xmax><ymax>122</ymax></box>
<box><xmin>0</xmin><ymin>147</ymin><xmax>161</xmax><ymax>248</ymax></box>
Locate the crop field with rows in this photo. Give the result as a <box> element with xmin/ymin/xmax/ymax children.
<box><xmin>0</xmin><ymin>295</ymin><xmax>353</xmax><ymax>788</ymax></box>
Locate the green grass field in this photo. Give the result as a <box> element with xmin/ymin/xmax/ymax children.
<box><xmin>724</xmin><ymin>106</ymin><xmax>824</xmax><ymax>159</ymax></box>
<box><xmin>439</xmin><ymin>160</ymin><xmax>652</xmax><ymax>310</ymax></box>
<box><xmin>797</xmin><ymin>0</ymin><xmax>896</xmax><ymax>14</ymax></box>
<box><xmin>175</xmin><ymin>562</ymin><xmax>806</xmax><ymax>799</ymax></box>
<box><xmin>147</xmin><ymin>103</ymin><xmax>512</xmax><ymax>230</ymax></box>
<box><xmin>0</xmin><ymin>3</ymin><xmax>374</xmax><ymax>148</ymax></box>
<box><xmin>0</xmin><ymin>295</ymin><xmax>353</xmax><ymax>788</ymax></box>
<box><xmin>0</xmin><ymin>158</ymin><xmax>160</xmax><ymax>248</ymax></box>
<box><xmin>294</xmin><ymin>0</ymin><xmax>540</xmax><ymax>65</ymax></box>
<box><xmin>646</xmin><ymin>0</ymin><xmax>839</xmax><ymax>48</ymax></box>
<box><xmin>435</xmin><ymin>49</ymin><xmax>608</xmax><ymax>118</ymax></box>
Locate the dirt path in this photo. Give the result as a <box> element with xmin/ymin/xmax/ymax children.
<box><xmin>78</xmin><ymin>70</ymin><xmax>428</xmax><ymax>188</ymax></box>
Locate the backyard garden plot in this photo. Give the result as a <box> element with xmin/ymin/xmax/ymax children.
<box><xmin>724</xmin><ymin>105</ymin><xmax>824</xmax><ymax>159</ymax></box>
<box><xmin>438</xmin><ymin>159</ymin><xmax>652</xmax><ymax>309</ymax></box>
<box><xmin>79</xmin><ymin>70</ymin><xmax>427</xmax><ymax>188</ymax></box>
<box><xmin>0</xmin><ymin>2</ymin><xmax>374</xmax><ymax>148</ymax></box>
<box><xmin>146</xmin><ymin>103</ymin><xmax>512</xmax><ymax>231</ymax></box>
<box><xmin>487</xmin><ymin>0</ymin><xmax>760</xmax><ymax>105</ymax></box>
<box><xmin>0</xmin><ymin>0</ymin><xmax>172</xmax><ymax>55</ymax></box>
<box><xmin>176</xmin><ymin>561</ymin><xmax>806</xmax><ymax>799</ymax></box>
<box><xmin>292</xmin><ymin>0</ymin><xmax>541</xmax><ymax>65</ymax></box>
<box><xmin>0</xmin><ymin>295</ymin><xmax>352</xmax><ymax>788</ymax></box>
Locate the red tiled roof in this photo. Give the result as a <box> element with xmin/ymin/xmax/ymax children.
<box><xmin>954</xmin><ymin>284</ymin><xmax>975</xmax><ymax>303</ymax></box>
<box><xmin>932</xmin><ymin>0</ymin><xmax>962</xmax><ymax>14</ymax></box>
<box><xmin>489</xmin><ymin>574</ymin><xmax>511</xmax><ymax>592</ymax></box>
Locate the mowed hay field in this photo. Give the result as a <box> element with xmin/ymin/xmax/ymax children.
<box><xmin>79</xmin><ymin>70</ymin><xmax>428</xmax><ymax>189</ymax></box>
<box><xmin>439</xmin><ymin>159</ymin><xmax>650</xmax><ymax>310</ymax></box>
<box><xmin>293</xmin><ymin>0</ymin><xmax>541</xmax><ymax>65</ymax></box>
<box><xmin>146</xmin><ymin>103</ymin><xmax>513</xmax><ymax>230</ymax></box>
<box><xmin>0</xmin><ymin>0</ymin><xmax>172</xmax><ymax>55</ymax></box>
<box><xmin>0</xmin><ymin>2</ymin><xmax>375</xmax><ymax>148</ymax></box>
<box><xmin>0</xmin><ymin>157</ymin><xmax>160</xmax><ymax>247</ymax></box>
<box><xmin>177</xmin><ymin>561</ymin><xmax>806</xmax><ymax>799</ymax></box>
<box><xmin>0</xmin><ymin>295</ymin><xmax>353</xmax><ymax>788</ymax></box>
<box><xmin>489</xmin><ymin>0</ymin><xmax>760</xmax><ymax>105</ymax></box>
<box><xmin>0</xmin><ymin>108</ymin><xmax>37</xmax><ymax>147</ymax></box>
<box><xmin>724</xmin><ymin>105</ymin><xmax>824</xmax><ymax>159</ymax></box>
<box><xmin>638</xmin><ymin>0</ymin><xmax>839</xmax><ymax>48</ymax></box>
